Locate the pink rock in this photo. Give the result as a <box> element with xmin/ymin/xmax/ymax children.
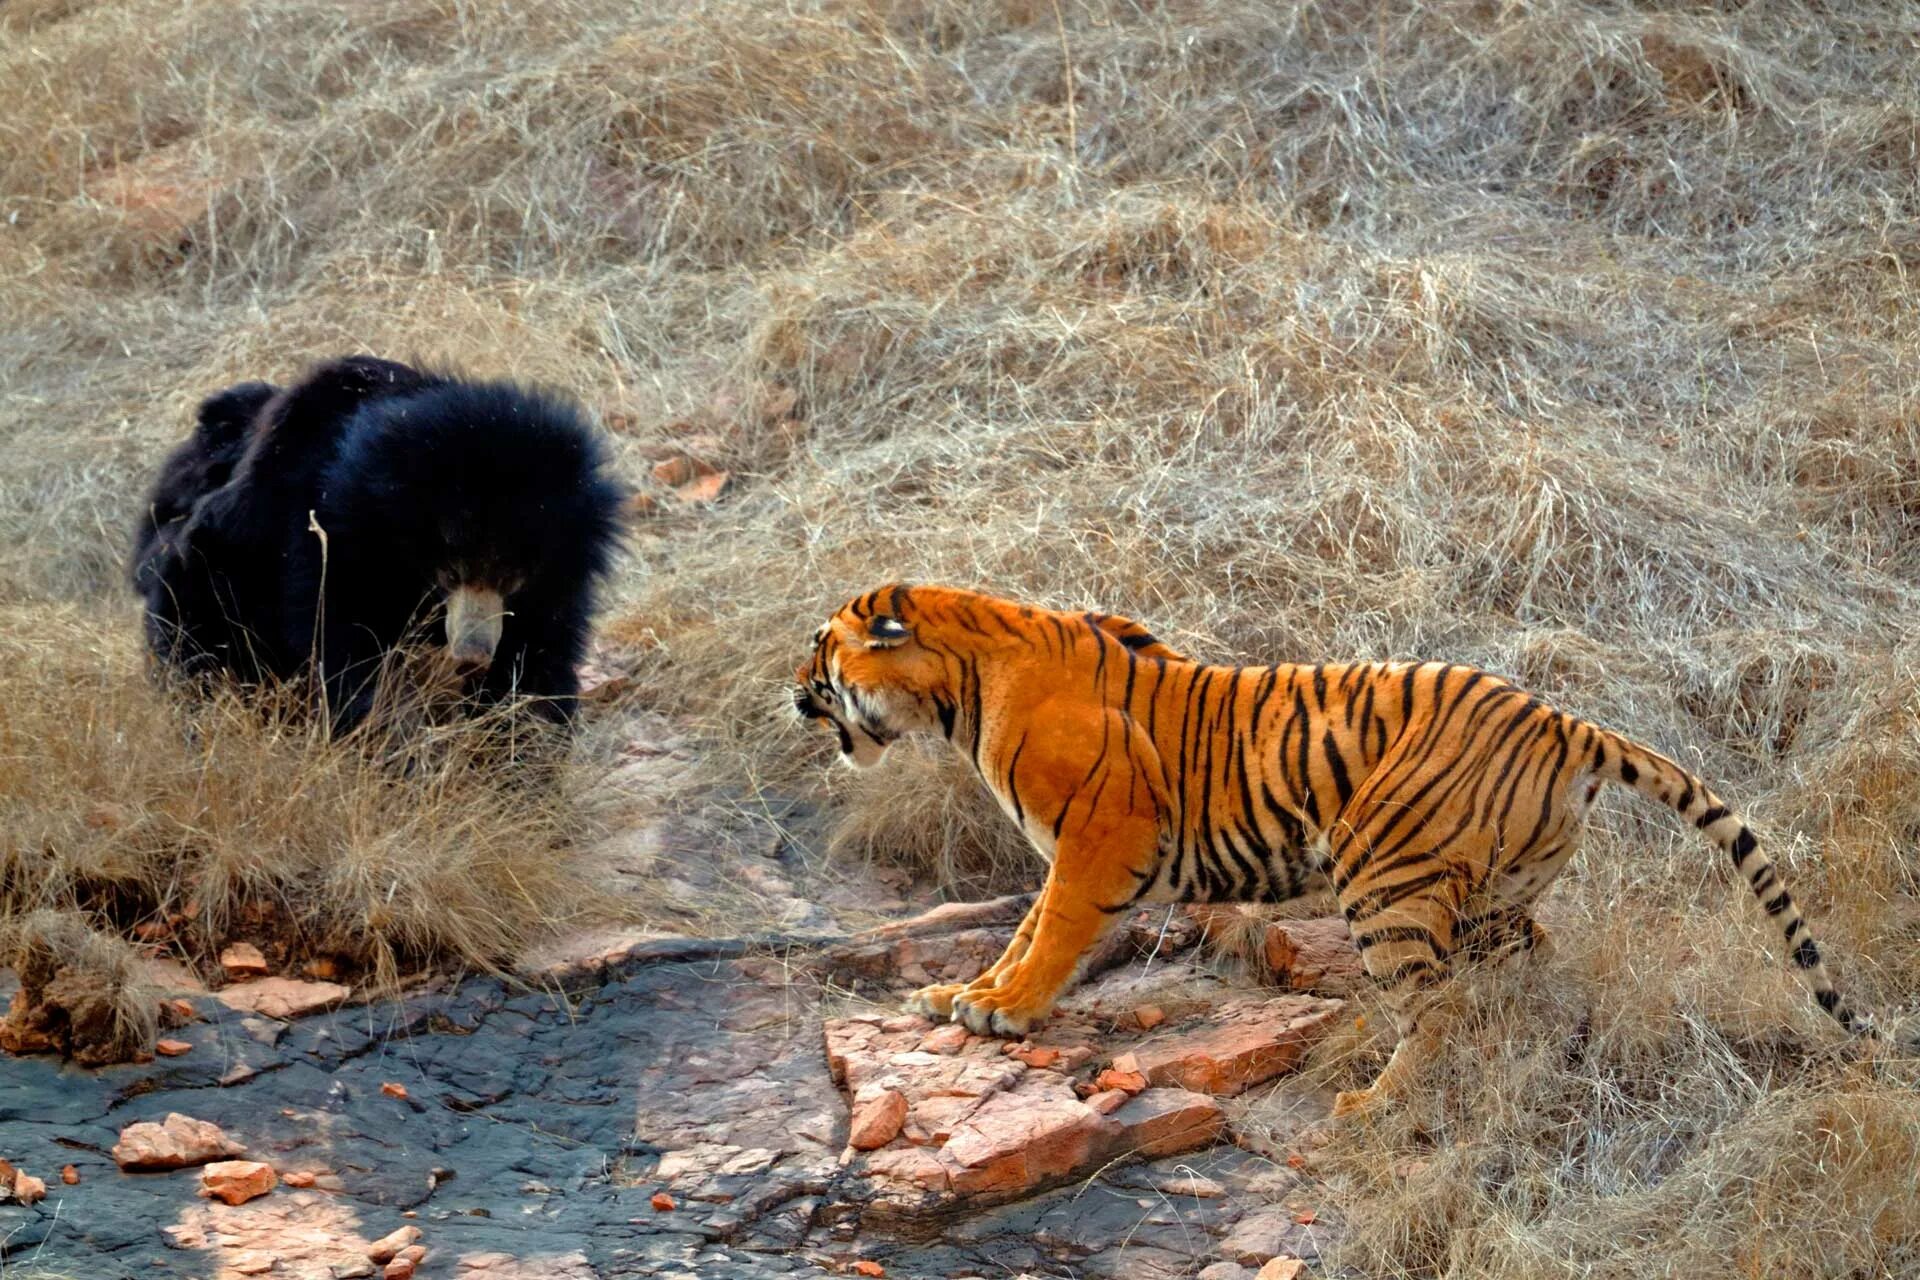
<box><xmin>200</xmin><ymin>1160</ymin><xmax>277</xmax><ymax>1205</ymax></box>
<box><xmin>1263</xmin><ymin>917</ymin><xmax>1364</xmax><ymax>990</ymax></box>
<box><xmin>862</xmin><ymin>1145</ymin><xmax>952</xmax><ymax>1192</ymax></box>
<box><xmin>219</xmin><ymin>942</ymin><xmax>269</xmax><ymax>979</ymax></box>
<box><xmin>917</xmin><ymin>1023</ymin><xmax>970</xmax><ymax>1055</ymax></box>
<box><xmin>1256</xmin><ymin>1261</ymin><xmax>1308</xmax><ymax>1280</ymax></box>
<box><xmin>942</xmin><ymin>1087</ymin><xmax>1108</xmax><ymax>1196</ymax></box>
<box><xmin>214</xmin><ymin>978</ymin><xmax>349</xmax><ymax>1020</ymax></box>
<box><xmin>848</xmin><ymin>1089</ymin><xmax>908</xmax><ymax>1150</ymax></box>
<box><xmin>1112</xmin><ymin>996</ymin><xmax>1344</xmax><ymax>1096</ymax></box>
<box><xmin>1109</xmin><ymin>1088</ymin><xmax>1226</xmax><ymax>1158</ymax></box>
<box><xmin>1086</xmin><ymin>1089</ymin><xmax>1130</xmax><ymax>1115</ymax></box>
<box><xmin>113</xmin><ymin>1113</ymin><xmax>246</xmax><ymax>1170</ymax></box>
<box><xmin>367</xmin><ymin>1225</ymin><xmax>423</xmax><ymax>1262</ymax></box>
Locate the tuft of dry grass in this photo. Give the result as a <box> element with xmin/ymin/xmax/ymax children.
<box><xmin>0</xmin><ymin>609</ymin><xmax>608</xmax><ymax>989</ymax></box>
<box><xmin>5</xmin><ymin>0</ymin><xmax>1920</xmax><ymax>1272</ymax></box>
<box><xmin>2</xmin><ymin>908</ymin><xmax>158</xmax><ymax>1065</ymax></box>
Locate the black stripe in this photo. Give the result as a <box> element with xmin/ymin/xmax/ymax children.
<box><xmin>1323</xmin><ymin>730</ymin><xmax>1353</xmax><ymax>810</ymax></box>
<box><xmin>1729</xmin><ymin>828</ymin><xmax>1757</xmax><ymax>863</ymax></box>
<box><xmin>1695</xmin><ymin>804</ymin><xmax>1730</xmax><ymax>830</ymax></box>
<box><xmin>1354</xmin><ymin>924</ymin><xmax>1434</xmax><ymax>949</ymax></box>
<box><xmin>1618</xmin><ymin>759</ymin><xmax>1638</xmax><ymax>785</ymax></box>
<box><xmin>1792</xmin><ymin>937</ymin><xmax>1821</xmax><ymax>969</ymax></box>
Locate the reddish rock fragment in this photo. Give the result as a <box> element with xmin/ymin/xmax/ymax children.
<box><xmin>1086</xmin><ymin>1089</ymin><xmax>1130</xmax><ymax>1115</ymax></box>
<box><xmin>200</xmin><ymin>1160</ymin><xmax>277</xmax><ymax>1205</ymax></box>
<box><xmin>60</xmin><ymin>1165</ymin><xmax>78</xmax><ymax>1185</ymax></box>
<box><xmin>219</xmin><ymin>943</ymin><xmax>269</xmax><ymax>979</ymax></box>
<box><xmin>1094</xmin><ymin>1067</ymin><xmax>1148</xmax><ymax>1095</ymax></box>
<box><xmin>155</xmin><ymin>1039</ymin><xmax>192</xmax><ymax>1056</ymax></box>
<box><xmin>282</xmin><ymin>1170</ymin><xmax>317</xmax><ymax>1188</ymax></box>
<box><xmin>650</xmin><ymin>1191</ymin><xmax>675</xmax><ymax>1211</ymax></box>
<box><xmin>1133</xmin><ymin>1005</ymin><xmax>1166</xmax><ymax>1030</ymax></box>
<box><xmin>380</xmin><ymin>1082</ymin><xmax>409</xmax><ymax>1100</ymax></box>
<box><xmin>1257</xmin><ymin>1261</ymin><xmax>1308</xmax><ymax>1280</ymax></box>
<box><xmin>852</xmin><ymin>1262</ymin><xmax>885</xmax><ymax>1277</ymax></box>
<box><xmin>848</xmin><ymin>1088</ymin><xmax>908</xmax><ymax>1150</ymax></box>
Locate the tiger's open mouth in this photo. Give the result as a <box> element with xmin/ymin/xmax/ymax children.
<box><xmin>793</xmin><ymin>682</ymin><xmax>896</xmax><ymax>767</ymax></box>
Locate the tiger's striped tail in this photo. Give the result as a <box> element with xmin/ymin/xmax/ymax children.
<box><xmin>1591</xmin><ymin>728</ymin><xmax>1874</xmax><ymax>1039</ymax></box>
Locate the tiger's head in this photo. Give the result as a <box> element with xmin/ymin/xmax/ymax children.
<box><xmin>794</xmin><ymin>583</ymin><xmax>944</xmax><ymax>768</ymax></box>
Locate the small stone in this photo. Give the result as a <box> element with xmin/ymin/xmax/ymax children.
<box><xmin>395</xmin><ymin>1245</ymin><xmax>427</xmax><ymax>1266</ymax></box>
<box><xmin>302</xmin><ymin>957</ymin><xmax>340</xmax><ymax>980</ymax></box>
<box><xmin>60</xmin><ymin>1165</ymin><xmax>78</xmax><ymax>1185</ymax></box>
<box><xmin>853</xmin><ymin>1263</ymin><xmax>885</xmax><ymax>1277</ymax></box>
<box><xmin>651</xmin><ymin>455</ymin><xmax>695</xmax><ymax>485</ymax></box>
<box><xmin>1293</xmin><ymin>1210</ymin><xmax>1317</xmax><ymax>1225</ymax></box>
<box><xmin>1198</xmin><ymin>1265</ymin><xmax>1256</xmax><ymax>1280</ymax></box>
<box><xmin>1094</xmin><ymin>1067</ymin><xmax>1148</xmax><ymax>1095</ymax></box>
<box><xmin>114</xmin><ymin>1113</ymin><xmax>246</xmax><ymax>1170</ymax></box>
<box><xmin>384</xmin><ymin>1261</ymin><xmax>415</xmax><ymax>1280</ymax></box>
<box><xmin>1133</xmin><ymin>1005</ymin><xmax>1167</xmax><ymax>1030</ymax></box>
<box><xmin>230</xmin><ymin>1253</ymin><xmax>276</xmax><ymax>1276</ymax></box>
<box><xmin>1159</xmin><ymin>1173</ymin><xmax>1225</xmax><ymax>1197</ymax></box>
<box><xmin>366</xmin><ymin>1226</ymin><xmax>423</xmax><ymax>1263</ymax></box>
<box><xmin>917</xmin><ymin>1023</ymin><xmax>970</xmax><ymax>1055</ymax></box>
<box><xmin>6</xmin><ymin>1165</ymin><xmax>46</xmax><ymax>1205</ymax></box>
<box><xmin>848</xmin><ymin>1089</ymin><xmax>908</xmax><ymax>1150</ymax></box>
<box><xmin>1087</xmin><ymin>1089</ymin><xmax>1130</xmax><ymax>1115</ymax></box>
<box><xmin>1059</xmin><ymin>1045</ymin><xmax>1096</xmax><ymax>1070</ymax></box>
<box><xmin>200</xmin><ymin>1160</ymin><xmax>277</xmax><ymax>1205</ymax></box>
<box><xmin>335</xmin><ymin>1264</ymin><xmax>374</xmax><ymax>1280</ymax></box>
<box><xmin>1011</xmin><ymin>1045</ymin><xmax>1061</xmax><ymax>1069</ymax></box>
<box><xmin>155</xmin><ymin>1039</ymin><xmax>192</xmax><ymax>1057</ymax></box>
<box><xmin>674</xmin><ymin>469</ymin><xmax>730</xmax><ymax>505</ymax></box>
<box><xmin>162</xmin><ymin>997</ymin><xmax>198</xmax><ymax>1023</ymax></box>
<box><xmin>651</xmin><ymin>1191</ymin><xmax>676</xmax><ymax>1211</ymax></box>
<box><xmin>220</xmin><ymin>942</ymin><xmax>269</xmax><ymax>979</ymax></box>
<box><xmin>381</xmin><ymin>1082</ymin><xmax>409</xmax><ymax>1100</ymax></box>
<box><xmin>1256</xmin><ymin>1261</ymin><xmax>1307</xmax><ymax>1280</ymax></box>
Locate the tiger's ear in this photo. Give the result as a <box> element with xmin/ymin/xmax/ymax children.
<box><xmin>866</xmin><ymin>616</ymin><xmax>911</xmax><ymax>649</ymax></box>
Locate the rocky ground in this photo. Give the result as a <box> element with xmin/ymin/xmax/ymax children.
<box><xmin>1</xmin><ymin>711</ymin><xmax>1366</xmax><ymax>1280</ymax></box>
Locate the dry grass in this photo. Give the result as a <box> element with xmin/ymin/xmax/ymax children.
<box><xmin>0</xmin><ymin>610</ymin><xmax>608</xmax><ymax>991</ymax></box>
<box><xmin>4</xmin><ymin>0</ymin><xmax>1920</xmax><ymax>1272</ymax></box>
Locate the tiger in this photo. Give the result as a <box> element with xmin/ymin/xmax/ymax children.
<box><xmin>794</xmin><ymin>583</ymin><xmax>1877</xmax><ymax>1117</ymax></box>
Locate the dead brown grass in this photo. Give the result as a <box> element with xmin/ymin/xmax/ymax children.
<box><xmin>0</xmin><ymin>610</ymin><xmax>607</xmax><ymax>990</ymax></box>
<box><xmin>5</xmin><ymin>0</ymin><xmax>1920</xmax><ymax>1273</ymax></box>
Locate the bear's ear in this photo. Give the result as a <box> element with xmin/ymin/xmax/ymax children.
<box><xmin>866</xmin><ymin>616</ymin><xmax>911</xmax><ymax>649</ymax></box>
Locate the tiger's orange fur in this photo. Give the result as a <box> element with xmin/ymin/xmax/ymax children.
<box><xmin>795</xmin><ymin>584</ymin><xmax>1873</xmax><ymax>1115</ymax></box>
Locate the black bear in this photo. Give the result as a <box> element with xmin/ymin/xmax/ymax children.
<box><xmin>132</xmin><ymin>356</ymin><xmax>629</xmax><ymax>734</ymax></box>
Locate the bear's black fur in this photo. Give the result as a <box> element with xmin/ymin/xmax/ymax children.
<box><xmin>132</xmin><ymin>356</ymin><xmax>629</xmax><ymax>734</ymax></box>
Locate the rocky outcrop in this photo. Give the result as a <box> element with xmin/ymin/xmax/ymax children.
<box><xmin>4</xmin><ymin>891</ymin><xmax>1348</xmax><ymax>1278</ymax></box>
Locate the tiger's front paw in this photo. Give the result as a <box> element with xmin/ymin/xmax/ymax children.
<box><xmin>905</xmin><ymin>983</ymin><xmax>967</xmax><ymax>1020</ymax></box>
<box><xmin>951</xmin><ymin>987</ymin><xmax>1047</xmax><ymax>1038</ymax></box>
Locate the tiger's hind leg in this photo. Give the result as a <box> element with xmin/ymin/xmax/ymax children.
<box><xmin>1456</xmin><ymin>904</ymin><xmax>1555</xmax><ymax>966</ymax></box>
<box><xmin>1331</xmin><ymin>877</ymin><xmax>1468</xmax><ymax>1120</ymax></box>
